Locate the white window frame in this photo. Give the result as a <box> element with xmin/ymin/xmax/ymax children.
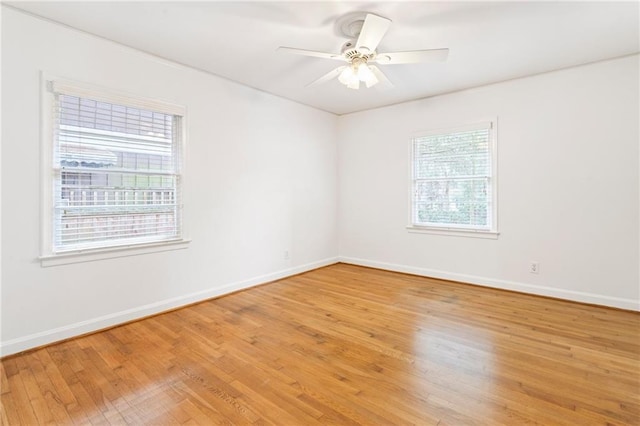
<box><xmin>407</xmin><ymin>120</ymin><xmax>499</xmax><ymax>239</ymax></box>
<box><xmin>40</xmin><ymin>74</ymin><xmax>190</xmax><ymax>266</ymax></box>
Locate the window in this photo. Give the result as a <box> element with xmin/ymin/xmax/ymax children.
<box><xmin>409</xmin><ymin>121</ymin><xmax>497</xmax><ymax>237</ymax></box>
<box><xmin>42</xmin><ymin>79</ymin><xmax>187</xmax><ymax>262</ymax></box>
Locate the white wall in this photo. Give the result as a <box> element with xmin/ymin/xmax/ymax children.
<box><xmin>1</xmin><ymin>8</ymin><xmax>338</xmax><ymax>356</ymax></box>
<box><xmin>338</xmin><ymin>55</ymin><xmax>639</xmax><ymax>310</ymax></box>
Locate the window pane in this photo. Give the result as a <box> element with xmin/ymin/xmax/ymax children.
<box><xmin>53</xmin><ymin>92</ymin><xmax>182</xmax><ymax>251</ymax></box>
<box><xmin>59</xmin><ymin>95</ymin><xmax>173</xmax><ymax>139</ymax></box>
<box><xmin>414</xmin><ymin>178</ymin><xmax>489</xmax><ymax>227</ymax></box>
<box><xmin>411</xmin><ymin>123</ymin><xmax>495</xmax><ymax>232</ymax></box>
<box><xmin>414</xmin><ymin>129</ymin><xmax>490</xmax><ymax>179</ymax></box>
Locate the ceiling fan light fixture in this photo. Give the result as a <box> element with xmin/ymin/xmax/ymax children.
<box><xmin>357</xmin><ymin>63</ymin><xmax>378</xmax><ymax>86</ymax></box>
<box><xmin>339</xmin><ymin>64</ymin><xmax>364</xmax><ymax>89</ymax></box>
<box><xmin>337</xmin><ymin>59</ymin><xmax>378</xmax><ymax>89</ymax></box>
<box><xmin>365</xmin><ymin>75</ymin><xmax>379</xmax><ymax>88</ymax></box>
<box><xmin>338</xmin><ymin>65</ymin><xmax>356</xmax><ymax>85</ymax></box>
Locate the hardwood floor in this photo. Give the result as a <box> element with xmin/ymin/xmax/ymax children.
<box><xmin>1</xmin><ymin>263</ymin><xmax>639</xmax><ymax>425</ymax></box>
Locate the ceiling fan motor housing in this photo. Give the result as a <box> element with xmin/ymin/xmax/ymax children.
<box><xmin>341</xmin><ymin>41</ymin><xmax>373</xmax><ymax>62</ymax></box>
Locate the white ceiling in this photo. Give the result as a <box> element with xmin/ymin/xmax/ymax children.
<box><xmin>8</xmin><ymin>1</ymin><xmax>640</xmax><ymax>115</ymax></box>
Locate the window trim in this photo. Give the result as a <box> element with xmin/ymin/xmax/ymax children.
<box><xmin>40</xmin><ymin>73</ymin><xmax>189</xmax><ymax>266</ymax></box>
<box><xmin>39</xmin><ymin>239</ymin><xmax>191</xmax><ymax>267</ymax></box>
<box><xmin>407</xmin><ymin>119</ymin><xmax>499</xmax><ymax>238</ymax></box>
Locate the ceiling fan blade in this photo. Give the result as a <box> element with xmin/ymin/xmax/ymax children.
<box><xmin>306</xmin><ymin>66</ymin><xmax>347</xmax><ymax>88</ymax></box>
<box><xmin>278</xmin><ymin>46</ymin><xmax>345</xmax><ymax>61</ymax></box>
<box><xmin>374</xmin><ymin>48</ymin><xmax>449</xmax><ymax>64</ymax></box>
<box><xmin>369</xmin><ymin>66</ymin><xmax>394</xmax><ymax>89</ymax></box>
<box><xmin>355</xmin><ymin>14</ymin><xmax>391</xmax><ymax>53</ymax></box>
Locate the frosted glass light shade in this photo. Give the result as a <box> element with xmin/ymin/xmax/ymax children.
<box><xmin>339</xmin><ymin>62</ymin><xmax>378</xmax><ymax>89</ymax></box>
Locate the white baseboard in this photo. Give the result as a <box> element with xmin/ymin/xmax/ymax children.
<box><xmin>339</xmin><ymin>256</ymin><xmax>639</xmax><ymax>311</ymax></box>
<box><xmin>0</xmin><ymin>257</ymin><xmax>339</xmax><ymax>357</ymax></box>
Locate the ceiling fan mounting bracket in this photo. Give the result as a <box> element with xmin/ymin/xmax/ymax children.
<box><xmin>335</xmin><ymin>12</ymin><xmax>369</xmax><ymax>38</ymax></box>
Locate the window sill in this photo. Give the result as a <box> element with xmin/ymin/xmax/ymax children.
<box><xmin>40</xmin><ymin>239</ymin><xmax>191</xmax><ymax>267</ymax></box>
<box><xmin>407</xmin><ymin>226</ymin><xmax>499</xmax><ymax>239</ymax></box>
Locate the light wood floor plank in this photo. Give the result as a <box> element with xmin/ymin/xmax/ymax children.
<box><xmin>1</xmin><ymin>263</ymin><xmax>638</xmax><ymax>424</ymax></box>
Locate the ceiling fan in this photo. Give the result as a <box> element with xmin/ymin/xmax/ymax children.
<box><xmin>278</xmin><ymin>12</ymin><xmax>449</xmax><ymax>90</ymax></box>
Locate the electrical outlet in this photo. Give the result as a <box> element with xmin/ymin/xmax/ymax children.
<box><xmin>284</xmin><ymin>250</ymin><xmax>290</xmax><ymax>260</ymax></box>
<box><xmin>529</xmin><ymin>261</ymin><xmax>540</xmax><ymax>274</ymax></box>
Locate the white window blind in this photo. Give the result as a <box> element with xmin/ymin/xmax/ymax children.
<box><xmin>411</xmin><ymin>122</ymin><xmax>496</xmax><ymax>232</ymax></box>
<box><xmin>51</xmin><ymin>89</ymin><xmax>183</xmax><ymax>252</ymax></box>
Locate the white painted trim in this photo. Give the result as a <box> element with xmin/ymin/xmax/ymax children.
<box><xmin>0</xmin><ymin>257</ymin><xmax>339</xmax><ymax>357</ymax></box>
<box><xmin>50</xmin><ymin>78</ymin><xmax>186</xmax><ymax>116</ymax></box>
<box><xmin>40</xmin><ymin>72</ymin><xmax>54</xmax><ymax>259</ymax></box>
<box><xmin>40</xmin><ymin>239</ymin><xmax>191</xmax><ymax>267</ymax></box>
<box><xmin>339</xmin><ymin>256</ymin><xmax>640</xmax><ymax>311</ymax></box>
<box><xmin>411</xmin><ymin>121</ymin><xmax>493</xmax><ymax>138</ymax></box>
<box><xmin>406</xmin><ymin>225</ymin><xmax>499</xmax><ymax>239</ymax></box>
